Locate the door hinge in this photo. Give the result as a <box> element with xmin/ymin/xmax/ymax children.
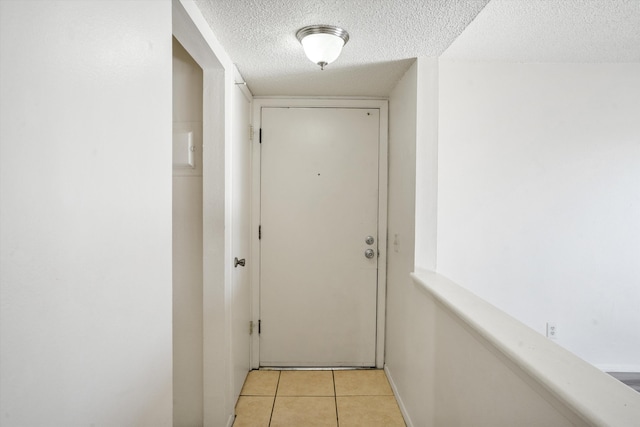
<box><xmin>259</xmin><ymin>128</ymin><xmax>262</xmax><ymax>144</ymax></box>
<box><xmin>249</xmin><ymin>125</ymin><xmax>254</xmax><ymax>141</ymax></box>
<box><xmin>258</xmin><ymin>225</ymin><xmax>261</xmax><ymax>240</ymax></box>
<box><xmin>258</xmin><ymin>319</ymin><xmax>261</xmax><ymax>334</ymax></box>
<box><xmin>249</xmin><ymin>320</ymin><xmax>254</xmax><ymax>335</ymax></box>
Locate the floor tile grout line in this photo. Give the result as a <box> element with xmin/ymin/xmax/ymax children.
<box><xmin>338</xmin><ymin>394</ymin><xmax>395</xmax><ymax>396</ymax></box>
<box><xmin>267</xmin><ymin>370</ymin><xmax>280</xmax><ymax>427</ymax></box>
<box><xmin>332</xmin><ymin>370</ymin><xmax>339</xmax><ymax>427</ymax></box>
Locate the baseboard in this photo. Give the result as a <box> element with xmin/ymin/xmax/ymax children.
<box><xmin>226</xmin><ymin>414</ymin><xmax>235</xmax><ymax>427</ymax></box>
<box><xmin>594</xmin><ymin>364</ymin><xmax>640</xmax><ymax>373</ymax></box>
<box><xmin>384</xmin><ymin>365</ymin><xmax>414</xmax><ymax>427</ymax></box>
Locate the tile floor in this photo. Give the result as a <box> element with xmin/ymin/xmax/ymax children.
<box><xmin>233</xmin><ymin>369</ymin><xmax>406</xmax><ymax>427</ymax></box>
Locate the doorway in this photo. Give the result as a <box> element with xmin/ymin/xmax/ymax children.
<box><xmin>172</xmin><ymin>36</ymin><xmax>203</xmax><ymax>426</ymax></box>
<box><xmin>251</xmin><ymin>99</ymin><xmax>389</xmax><ymax>368</ymax></box>
<box><xmin>173</xmin><ymin>1</ymin><xmax>244</xmax><ymax>424</ymax></box>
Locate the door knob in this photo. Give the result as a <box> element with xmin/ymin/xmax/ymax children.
<box><xmin>364</xmin><ymin>249</ymin><xmax>375</xmax><ymax>259</ymax></box>
<box><xmin>234</xmin><ymin>257</ymin><xmax>246</xmax><ymax>268</ymax></box>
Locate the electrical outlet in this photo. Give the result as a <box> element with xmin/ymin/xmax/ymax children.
<box><xmin>546</xmin><ymin>322</ymin><xmax>558</xmax><ymax>339</ymax></box>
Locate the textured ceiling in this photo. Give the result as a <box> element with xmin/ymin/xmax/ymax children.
<box><xmin>193</xmin><ymin>0</ymin><xmax>640</xmax><ymax>97</ymax></box>
<box><xmin>193</xmin><ymin>0</ymin><xmax>490</xmax><ymax>96</ymax></box>
<box><xmin>443</xmin><ymin>0</ymin><xmax>640</xmax><ymax>62</ymax></box>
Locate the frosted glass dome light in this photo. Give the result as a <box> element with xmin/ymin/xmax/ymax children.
<box><xmin>296</xmin><ymin>25</ymin><xmax>349</xmax><ymax>70</ymax></box>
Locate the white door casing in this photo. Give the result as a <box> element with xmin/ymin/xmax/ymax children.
<box><xmin>253</xmin><ymin>100</ymin><xmax>388</xmax><ymax>368</ymax></box>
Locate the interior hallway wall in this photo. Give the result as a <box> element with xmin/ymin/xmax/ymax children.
<box><xmin>385</xmin><ymin>59</ymin><xmax>439</xmax><ymax>427</ymax></box>
<box><xmin>0</xmin><ymin>1</ymin><xmax>173</xmax><ymax>425</ymax></box>
<box><xmin>172</xmin><ymin>37</ymin><xmax>204</xmax><ymax>426</ymax></box>
<box><xmin>436</xmin><ymin>61</ymin><xmax>640</xmax><ymax>371</ymax></box>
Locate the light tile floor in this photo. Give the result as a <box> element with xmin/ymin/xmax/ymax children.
<box><xmin>233</xmin><ymin>369</ymin><xmax>406</xmax><ymax>427</ymax></box>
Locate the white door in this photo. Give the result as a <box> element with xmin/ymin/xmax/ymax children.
<box><xmin>231</xmin><ymin>86</ymin><xmax>251</xmax><ymax>397</ymax></box>
<box><xmin>260</xmin><ymin>107</ymin><xmax>379</xmax><ymax>367</ymax></box>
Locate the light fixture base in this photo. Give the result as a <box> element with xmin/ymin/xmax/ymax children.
<box><xmin>295</xmin><ymin>25</ymin><xmax>350</xmax><ymax>45</ymax></box>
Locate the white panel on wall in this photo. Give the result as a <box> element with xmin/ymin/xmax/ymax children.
<box><xmin>173</xmin><ymin>131</ymin><xmax>195</xmax><ymax>168</ymax></box>
<box><xmin>173</xmin><ymin>123</ymin><xmax>203</xmax><ymax>176</ymax></box>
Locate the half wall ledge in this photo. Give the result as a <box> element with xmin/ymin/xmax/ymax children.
<box><xmin>411</xmin><ymin>269</ymin><xmax>640</xmax><ymax>427</ymax></box>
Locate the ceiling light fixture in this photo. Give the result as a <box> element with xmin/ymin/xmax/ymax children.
<box><xmin>296</xmin><ymin>25</ymin><xmax>349</xmax><ymax>70</ymax></box>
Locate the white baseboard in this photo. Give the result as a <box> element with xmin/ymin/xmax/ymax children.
<box><xmin>384</xmin><ymin>365</ymin><xmax>414</xmax><ymax>427</ymax></box>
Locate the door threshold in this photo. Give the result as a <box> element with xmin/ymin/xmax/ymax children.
<box><xmin>258</xmin><ymin>366</ymin><xmax>377</xmax><ymax>371</ymax></box>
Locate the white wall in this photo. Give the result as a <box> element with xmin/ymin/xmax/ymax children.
<box><xmin>436</xmin><ymin>61</ymin><xmax>640</xmax><ymax>371</ymax></box>
<box><xmin>0</xmin><ymin>1</ymin><xmax>173</xmax><ymax>426</ymax></box>
<box><xmin>414</xmin><ymin>59</ymin><xmax>440</xmax><ymax>270</ymax></box>
<box><xmin>385</xmin><ymin>59</ymin><xmax>439</xmax><ymax>427</ymax></box>
<box><xmin>172</xmin><ymin>37</ymin><xmax>204</xmax><ymax>426</ymax></box>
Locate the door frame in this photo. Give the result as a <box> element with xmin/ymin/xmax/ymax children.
<box><xmin>250</xmin><ymin>98</ymin><xmax>389</xmax><ymax>369</ymax></box>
